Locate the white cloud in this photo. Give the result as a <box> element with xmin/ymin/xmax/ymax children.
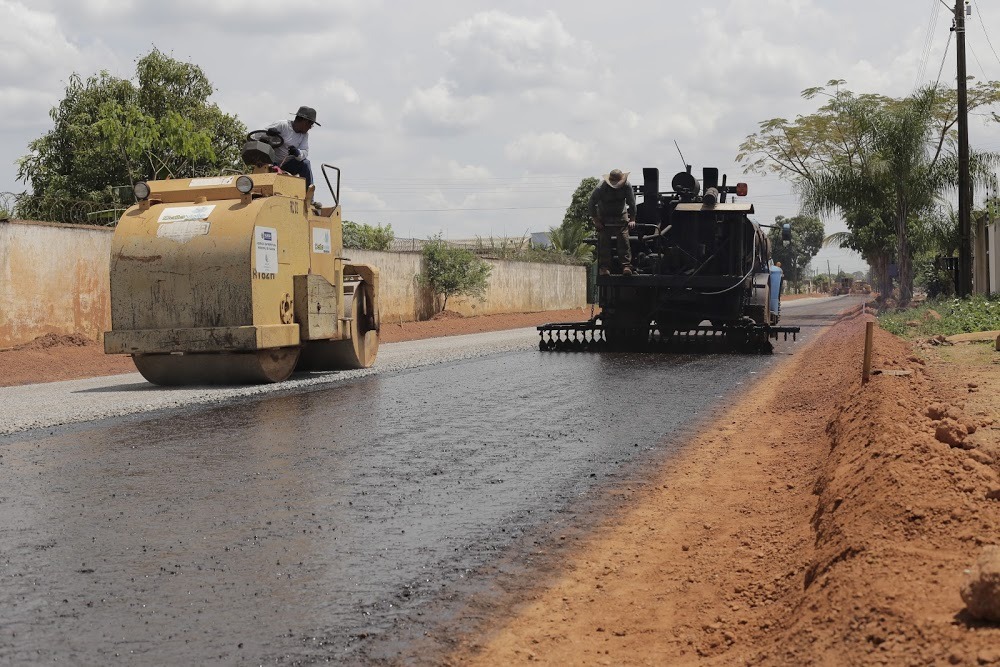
<box><xmin>342</xmin><ymin>188</ymin><xmax>388</xmax><ymax>214</ymax></box>
<box><xmin>2</xmin><ymin>0</ymin><xmax>998</xmax><ymax>267</ymax></box>
<box><xmin>438</xmin><ymin>10</ymin><xmax>595</xmax><ymax>94</ymax></box>
<box><xmin>315</xmin><ymin>78</ymin><xmax>387</xmax><ymax>130</ymax></box>
<box><xmin>0</xmin><ymin>1</ymin><xmax>107</xmax><ymax>86</ymax></box>
<box><xmin>504</xmin><ymin>132</ymin><xmax>592</xmax><ymax>170</ymax></box>
<box><xmin>435</xmin><ymin>159</ymin><xmax>493</xmax><ymax>181</ymax></box>
<box><xmin>401</xmin><ymin>80</ymin><xmax>491</xmax><ymax>135</ymax></box>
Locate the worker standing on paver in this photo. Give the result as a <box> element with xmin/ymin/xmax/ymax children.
<box><xmin>589</xmin><ymin>169</ymin><xmax>636</xmax><ymax>276</ymax></box>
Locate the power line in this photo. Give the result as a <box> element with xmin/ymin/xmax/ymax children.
<box><xmin>969</xmin><ymin>39</ymin><xmax>989</xmax><ymax>81</ymax></box>
<box><xmin>348</xmin><ymin>205</ymin><xmax>566</xmax><ymax>213</ymax></box>
<box><xmin>974</xmin><ymin>3</ymin><xmax>1000</xmax><ymax>68</ymax></box>
<box><xmin>934</xmin><ymin>28</ymin><xmax>954</xmax><ymax>88</ymax></box>
<box><xmin>915</xmin><ymin>0</ymin><xmax>942</xmax><ymax>90</ymax></box>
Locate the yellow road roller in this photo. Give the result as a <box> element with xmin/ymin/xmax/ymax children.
<box><xmin>104</xmin><ymin>132</ymin><xmax>379</xmax><ymax>385</ymax></box>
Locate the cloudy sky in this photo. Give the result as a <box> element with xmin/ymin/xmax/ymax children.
<box><xmin>4</xmin><ymin>0</ymin><xmax>1000</xmax><ymax>273</ymax></box>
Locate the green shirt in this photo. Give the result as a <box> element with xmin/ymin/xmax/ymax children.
<box><xmin>588</xmin><ymin>181</ymin><xmax>636</xmax><ymax>221</ymax></box>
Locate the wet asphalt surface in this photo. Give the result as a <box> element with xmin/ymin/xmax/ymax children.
<box><xmin>0</xmin><ymin>297</ymin><xmax>864</xmax><ymax>665</ymax></box>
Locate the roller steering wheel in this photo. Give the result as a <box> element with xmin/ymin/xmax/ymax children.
<box><xmin>247</xmin><ymin>130</ymin><xmax>284</xmax><ymax>148</ymax></box>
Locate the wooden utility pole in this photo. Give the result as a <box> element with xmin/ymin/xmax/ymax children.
<box><xmin>862</xmin><ymin>321</ymin><xmax>874</xmax><ymax>384</ymax></box>
<box><xmin>956</xmin><ymin>0</ymin><xmax>973</xmax><ymax>296</ymax></box>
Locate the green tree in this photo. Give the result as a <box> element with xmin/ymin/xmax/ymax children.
<box><xmin>17</xmin><ymin>48</ymin><xmax>246</xmax><ymax>207</ymax></box>
<box><xmin>547</xmin><ymin>220</ymin><xmax>594</xmax><ymax>261</ymax></box>
<box><xmin>544</xmin><ymin>176</ymin><xmax>600</xmax><ymax>261</ymax></box>
<box><xmin>767</xmin><ymin>214</ymin><xmax>824</xmax><ymax>289</ymax></box>
<box><xmin>418</xmin><ymin>234</ymin><xmax>493</xmax><ymax>312</ymax></box>
<box><xmin>563</xmin><ymin>177</ymin><xmax>600</xmax><ymax>233</ymax></box>
<box><xmin>739</xmin><ymin>79</ymin><xmax>1000</xmax><ymax>306</ymax></box>
<box><xmin>343</xmin><ymin>220</ymin><xmax>394</xmax><ymax>251</ymax></box>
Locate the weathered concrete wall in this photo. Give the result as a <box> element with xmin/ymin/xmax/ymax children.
<box><xmin>349</xmin><ymin>250</ymin><xmax>434</xmax><ymax>324</ymax></box>
<box><xmin>350</xmin><ymin>249</ymin><xmax>586</xmax><ymax>322</ymax></box>
<box><xmin>1</xmin><ymin>222</ymin><xmax>586</xmax><ymax>348</ymax></box>
<box><xmin>0</xmin><ymin>221</ymin><xmax>114</xmax><ymax>348</ymax></box>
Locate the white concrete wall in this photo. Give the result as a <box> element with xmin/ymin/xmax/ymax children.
<box><xmin>0</xmin><ymin>221</ymin><xmax>586</xmax><ymax>348</ymax></box>
<box><xmin>350</xmin><ymin>249</ymin><xmax>586</xmax><ymax>323</ymax></box>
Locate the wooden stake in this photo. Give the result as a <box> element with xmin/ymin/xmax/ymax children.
<box><xmin>862</xmin><ymin>321</ymin><xmax>874</xmax><ymax>384</ymax></box>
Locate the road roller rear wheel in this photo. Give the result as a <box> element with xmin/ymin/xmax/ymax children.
<box><xmin>133</xmin><ymin>348</ymin><xmax>301</xmax><ymax>386</ymax></box>
<box><xmin>297</xmin><ymin>284</ymin><xmax>379</xmax><ymax>371</ymax></box>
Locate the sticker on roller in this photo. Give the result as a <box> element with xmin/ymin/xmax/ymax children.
<box><xmin>189</xmin><ymin>177</ymin><xmax>234</xmax><ymax>187</ymax></box>
<box><xmin>157</xmin><ymin>220</ymin><xmax>210</xmax><ymax>243</ymax></box>
<box><xmin>255</xmin><ymin>226</ymin><xmax>278</xmax><ymax>274</ymax></box>
<box><xmin>312</xmin><ymin>228</ymin><xmax>332</xmax><ymax>254</ymax></box>
<box><xmin>158</xmin><ymin>205</ymin><xmax>216</xmax><ymax>223</ymax></box>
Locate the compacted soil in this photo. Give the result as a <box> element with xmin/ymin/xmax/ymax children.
<box><xmin>3</xmin><ymin>306</ymin><xmax>998</xmax><ymax>664</ymax></box>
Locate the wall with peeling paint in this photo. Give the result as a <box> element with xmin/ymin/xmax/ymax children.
<box><xmin>0</xmin><ymin>221</ymin><xmax>586</xmax><ymax>349</ymax></box>
<box><xmin>349</xmin><ymin>249</ymin><xmax>586</xmax><ymax>324</ymax></box>
<box><xmin>0</xmin><ymin>221</ymin><xmax>114</xmax><ymax>348</ymax></box>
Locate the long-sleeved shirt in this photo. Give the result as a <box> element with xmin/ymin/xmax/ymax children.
<box><xmin>588</xmin><ymin>180</ymin><xmax>636</xmax><ymax>221</ymax></box>
<box><xmin>265</xmin><ymin>120</ymin><xmax>310</xmax><ymax>164</ymax></box>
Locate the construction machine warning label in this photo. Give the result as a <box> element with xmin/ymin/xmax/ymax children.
<box><xmin>255</xmin><ymin>226</ymin><xmax>278</xmax><ymax>274</ymax></box>
<box><xmin>312</xmin><ymin>228</ymin><xmax>332</xmax><ymax>254</ymax></box>
<box><xmin>189</xmin><ymin>177</ymin><xmax>234</xmax><ymax>187</ymax></box>
<box><xmin>158</xmin><ymin>205</ymin><xmax>216</xmax><ymax>223</ymax></box>
<box><xmin>156</xmin><ymin>220</ymin><xmax>210</xmax><ymax>243</ymax></box>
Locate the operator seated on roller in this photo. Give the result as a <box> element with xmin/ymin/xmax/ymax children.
<box><xmin>266</xmin><ymin>105</ymin><xmax>320</xmax><ymax>190</ymax></box>
<box><xmin>589</xmin><ymin>168</ymin><xmax>636</xmax><ymax>276</ymax></box>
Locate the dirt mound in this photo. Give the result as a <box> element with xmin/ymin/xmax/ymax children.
<box><xmin>11</xmin><ymin>332</ymin><xmax>96</xmax><ymax>351</ymax></box>
<box><xmin>749</xmin><ymin>326</ymin><xmax>1000</xmax><ymax>665</ymax></box>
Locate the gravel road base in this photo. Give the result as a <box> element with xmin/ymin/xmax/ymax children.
<box><xmin>0</xmin><ymin>328</ymin><xmax>539</xmax><ymax>437</ymax></box>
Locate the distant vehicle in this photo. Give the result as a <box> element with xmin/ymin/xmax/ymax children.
<box><xmin>830</xmin><ymin>277</ymin><xmax>853</xmax><ymax>296</ymax></box>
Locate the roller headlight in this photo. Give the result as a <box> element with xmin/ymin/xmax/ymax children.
<box><xmin>236</xmin><ymin>175</ymin><xmax>254</xmax><ymax>194</ymax></box>
<box><xmin>133</xmin><ymin>181</ymin><xmax>151</xmax><ymax>200</ymax></box>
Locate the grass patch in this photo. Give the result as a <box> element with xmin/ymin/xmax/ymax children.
<box><xmin>879</xmin><ymin>295</ymin><xmax>1000</xmax><ymax>338</ymax></box>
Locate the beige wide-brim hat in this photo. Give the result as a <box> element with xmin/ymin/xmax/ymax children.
<box><xmin>602</xmin><ymin>170</ymin><xmax>630</xmax><ymax>188</ymax></box>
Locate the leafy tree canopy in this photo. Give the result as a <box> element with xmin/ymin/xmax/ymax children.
<box><xmin>17</xmin><ymin>48</ymin><xmax>246</xmax><ymax>203</ymax></box>
<box><xmin>544</xmin><ymin>176</ymin><xmax>601</xmax><ymax>261</ymax></box>
<box><xmin>737</xmin><ymin>78</ymin><xmax>1000</xmax><ymax>183</ymax></box>
<box><xmin>767</xmin><ymin>214</ymin><xmax>824</xmax><ymax>283</ymax></box>
<box><xmin>343</xmin><ymin>220</ymin><xmax>394</xmax><ymax>251</ymax></box>
<box><xmin>418</xmin><ymin>234</ymin><xmax>492</xmax><ymax>312</ymax></box>
<box><xmin>547</xmin><ymin>219</ymin><xmax>594</xmax><ymax>261</ymax></box>
<box><xmin>740</xmin><ymin>79</ymin><xmax>1000</xmax><ymax>305</ymax></box>
<box><xmin>563</xmin><ymin>177</ymin><xmax>600</xmax><ymax>233</ymax></box>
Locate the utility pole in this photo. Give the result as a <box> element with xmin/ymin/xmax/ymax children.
<box><xmin>956</xmin><ymin>0</ymin><xmax>973</xmax><ymax>296</ymax></box>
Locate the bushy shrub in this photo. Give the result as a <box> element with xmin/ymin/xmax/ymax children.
<box><xmin>879</xmin><ymin>295</ymin><xmax>1000</xmax><ymax>337</ymax></box>
<box><xmin>418</xmin><ymin>234</ymin><xmax>492</xmax><ymax>312</ymax></box>
<box><xmin>916</xmin><ymin>260</ymin><xmax>956</xmax><ymax>299</ymax></box>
